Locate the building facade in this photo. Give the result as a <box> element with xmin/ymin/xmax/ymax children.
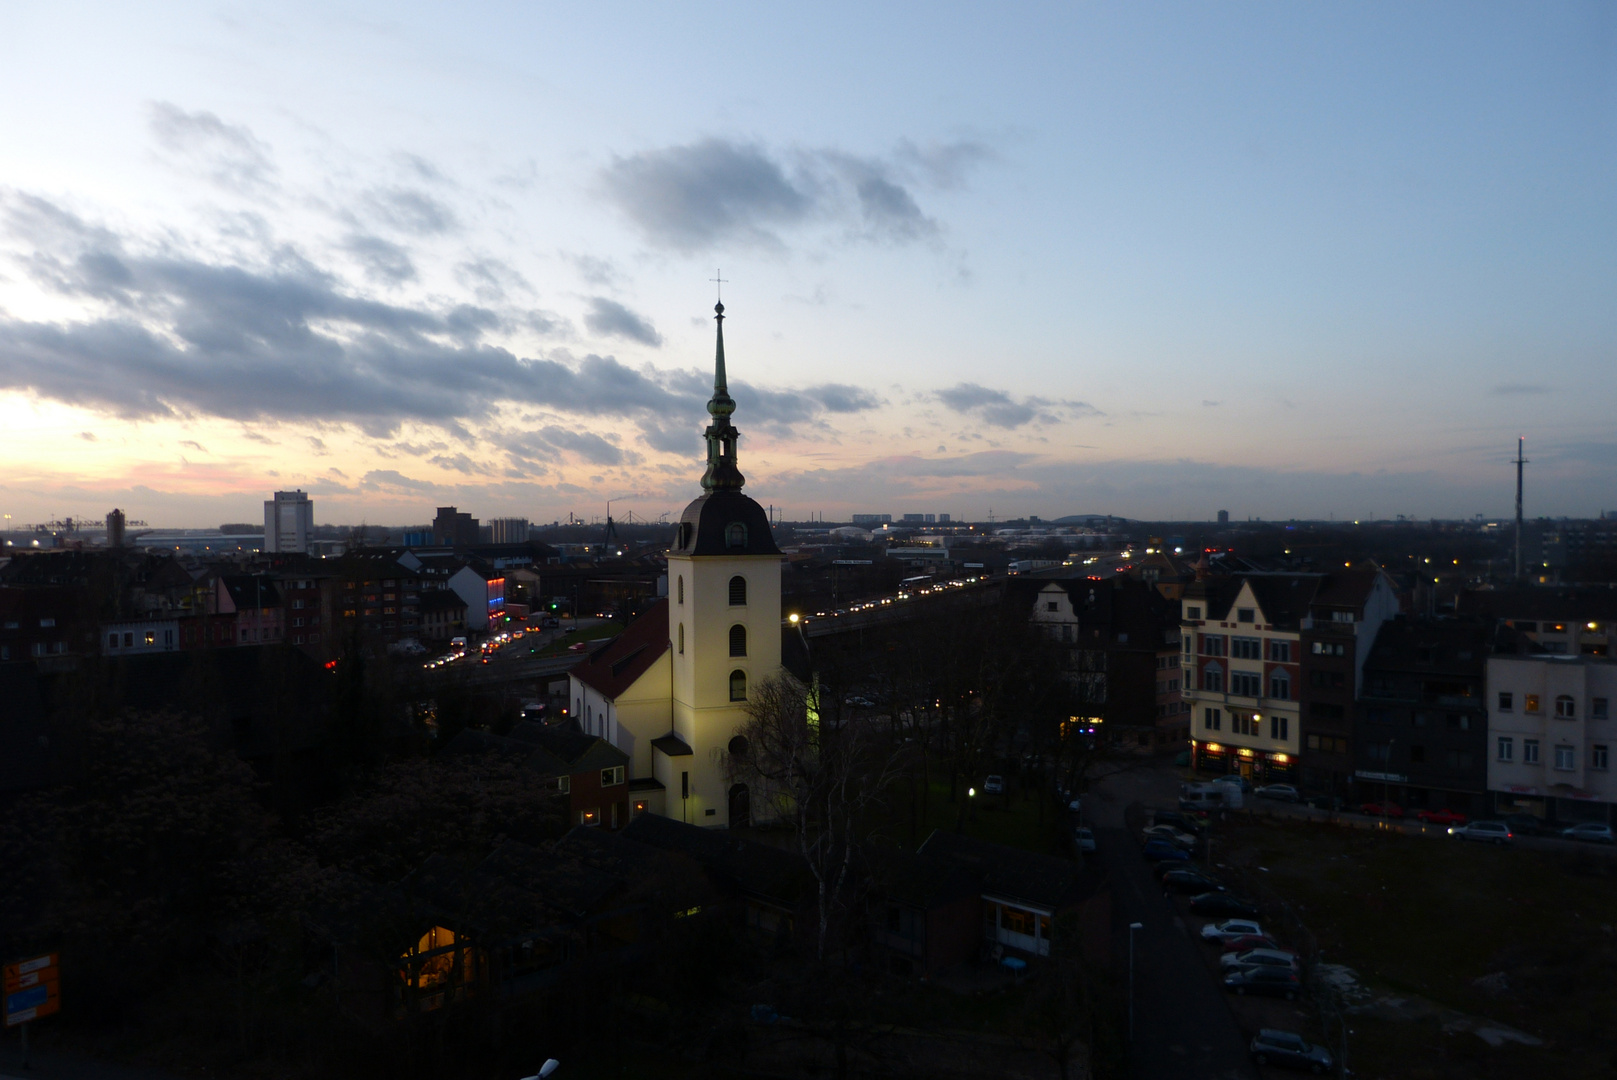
<box><xmin>264</xmin><ymin>490</ymin><xmax>314</xmax><ymax>554</ymax></box>
<box><xmin>1487</xmin><ymin>654</ymin><xmax>1615</xmax><ymax>826</ymax></box>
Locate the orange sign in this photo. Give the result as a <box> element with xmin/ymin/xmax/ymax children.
<box><xmin>4</xmin><ymin>954</ymin><xmax>60</xmax><ymax>1025</ymax></box>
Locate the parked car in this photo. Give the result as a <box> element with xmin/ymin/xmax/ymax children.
<box><xmin>1250</xmin><ymin>1028</ymin><xmax>1334</xmax><ymax>1073</ymax></box>
<box><xmin>1211</xmin><ymin>775</ymin><xmax>1255</xmax><ymax>794</ymax></box>
<box><xmin>1415</xmin><ymin>807</ymin><xmax>1468</xmax><ymax>827</ymax></box>
<box><xmin>1220</xmin><ymin>947</ymin><xmax>1300</xmax><ymax>973</ymax></box>
<box><xmin>1503</xmin><ymin>813</ymin><xmax>1546</xmax><ymax>836</ymax></box>
<box><xmin>1448</xmin><ymin>821</ymin><xmax>1513</xmax><ymax>844</ymax></box>
<box><xmin>1221</xmin><ymin>932</ymin><xmax>1282</xmax><ymax>954</ymax></box>
<box><xmin>1561</xmin><ymin>822</ymin><xmax>1616</xmax><ymax>844</ymax></box>
<box><xmin>1359</xmin><ymin>801</ymin><xmax>1405</xmax><ymax>818</ymax></box>
<box><xmin>1255</xmin><ymin>783</ymin><xmax>1301</xmax><ymax>803</ymax></box>
<box><xmin>1151</xmin><ymin>810</ymin><xmax>1206</xmax><ymax>836</ymax></box>
<box><xmin>982</xmin><ymin>774</ymin><xmax>1005</xmax><ymax>795</ymax></box>
<box><xmin>1201</xmin><ymin>919</ymin><xmax>1264</xmax><ymax>944</ymax></box>
<box><xmin>1224</xmin><ymin>965</ymin><xmax>1302</xmax><ymax>1000</ymax></box>
<box><xmin>1072</xmin><ymin>827</ymin><xmax>1097</xmax><ymax>853</ymax></box>
<box><xmin>1142</xmin><ymin>825</ymin><xmax>1197</xmax><ymax>850</ymax></box>
<box><xmin>1162</xmin><ymin>867</ymin><xmax>1224</xmax><ymax>893</ymax></box>
<box><xmin>1143</xmin><ymin>839</ymin><xmax>1191</xmax><ymax>862</ymax></box>
<box><xmin>1191</xmin><ymin>893</ymin><xmax>1260</xmax><ymax>919</ymax></box>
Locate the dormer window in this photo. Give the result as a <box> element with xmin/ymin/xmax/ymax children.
<box><xmin>726</xmin><ymin>522</ymin><xmax>747</xmax><ymax>548</ymax></box>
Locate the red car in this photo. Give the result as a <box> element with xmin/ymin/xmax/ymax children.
<box><xmin>1359</xmin><ymin>801</ymin><xmax>1405</xmax><ymax>819</ymax></box>
<box><xmin>1416</xmin><ymin>808</ymin><xmax>1467</xmax><ymax>827</ymax></box>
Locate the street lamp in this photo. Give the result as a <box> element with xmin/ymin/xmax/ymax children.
<box><xmin>1128</xmin><ymin>922</ymin><xmax>1143</xmax><ymax>1041</ymax></box>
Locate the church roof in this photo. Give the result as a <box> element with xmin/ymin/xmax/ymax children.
<box><xmin>570</xmin><ymin>599</ymin><xmax>671</xmax><ymax>700</ymax></box>
<box><xmin>671</xmin><ymin>490</ymin><xmax>782</xmax><ymax>558</ymax></box>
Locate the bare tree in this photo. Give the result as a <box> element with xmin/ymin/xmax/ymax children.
<box><xmin>727</xmin><ymin>675</ymin><xmax>910</xmax><ymax>961</ymax></box>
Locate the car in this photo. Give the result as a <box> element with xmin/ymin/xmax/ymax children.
<box><xmin>1142</xmin><ymin>840</ymin><xmax>1191</xmax><ymax>862</ymax></box>
<box><xmin>1503</xmin><ymin>813</ymin><xmax>1546</xmax><ymax>836</ymax></box>
<box><xmin>1221</xmin><ymin>933</ymin><xmax>1282</xmax><ymax>954</ymax></box>
<box><xmin>1072</xmin><ymin>827</ymin><xmax>1096</xmax><ymax>853</ymax></box>
<box><xmin>1561</xmin><ymin>822</ymin><xmax>1616</xmax><ymax>844</ymax></box>
<box><xmin>1220</xmin><ymin>947</ymin><xmax>1300</xmax><ymax>973</ymax></box>
<box><xmin>1210</xmin><ymin>775</ymin><xmax>1255</xmax><ymax>794</ymax></box>
<box><xmin>1150</xmin><ymin>810</ymin><xmax>1206</xmax><ymax>836</ymax></box>
<box><xmin>1415</xmin><ymin>807</ymin><xmax>1468</xmax><ymax>827</ymax></box>
<box><xmin>983</xmin><ymin>774</ymin><xmax>1005</xmax><ymax>795</ymax></box>
<box><xmin>1190</xmin><ymin>893</ymin><xmax>1260</xmax><ymax>919</ymax></box>
<box><xmin>1201</xmin><ymin>919</ymin><xmax>1264</xmax><ymax>944</ymax></box>
<box><xmin>1250</xmin><ymin>1028</ymin><xmax>1334</xmax><ymax>1073</ymax></box>
<box><xmin>1255</xmin><ymin>784</ymin><xmax>1301</xmax><ymax>803</ymax></box>
<box><xmin>1359</xmin><ymin>801</ymin><xmax>1405</xmax><ymax>818</ymax></box>
<box><xmin>567</xmin><ymin>641</ymin><xmax>589</xmax><ymax>652</ymax></box>
<box><xmin>1448</xmin><ymin>821</ymin><xmax>1512</xmax><ymax>844</ymax></box>
<box><xmin>1224</xmin><ymin>965</ymin><xmax>1302</xmax><ymax>1000</ymax></box>
<box><xmin>1161</xmin><ymin>867</ymin><xmax>1223</xmax><ymax>893</ymax></box>
<box><xmin>1141</xmin><ymin>825</ymin><xmax>1197</xmax><ymax>850</ymax></box>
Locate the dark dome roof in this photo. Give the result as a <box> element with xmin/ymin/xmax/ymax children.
<box><xmin>671</xmin><ymin>490</ymin><xmax>782</xmax><ymax>557</ymax></box>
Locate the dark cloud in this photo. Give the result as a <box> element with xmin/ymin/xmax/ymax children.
<box><xmin>362</xmin><ymin>188</ymin><xmax>458</xmax><ymax>235</ymax></box>
<box><xmin>508</xmin><ymin>426</ymin><xmax>632</xmax><ymax>467</ymax></box>
<box><xmin>583</xmin><ymin>297</ymin><xmax>663</xmax><ymax>347</ymax></box>
<box><xmin>78</xmin><ymin>431</ymin><xmax>96</xmax><ymax>441</ymax></box>
<box><xmin>306</xmin><ymin>436</ymin><xmax>327</xmax><ymax>454</ymax></box>
<box><xmin>343</xmin><ymin>234</ymin><xmax>416</xmax><ymax>284</ymax></box>
<box><xmin>935</xmin><ymin>382</ymin><xmax>1098</xmax><ymax>429</ymax></box>
<box><xmin>455</xmin><ymin>257</ymin><xmax>530</xmax><ymax>303</ymax></box>
<box><xmin>147</xmin><ymin>102</ymin><xmax>277</xmax><ymax>191</ymax></box>
<box><xmin>362</xmin><ymin>469</ymin><xmax>440</xmax><ymax>492</ymax></box>
<box><xmin>179</xmin><ymin>439</ymin><xmax>207</xmax><ymax>451</ymax></box>
<box><xmin>853</xmin><ymin>175</ymin><xmax>935</xmax><ymax>241</ymax></box>
<box><xmin>567</xmin><ymin>254</ymin><xmax>620</xmax><ymax>287</ymax></box>
<box><xmin>810</xmin><ymin>383</ymin><xmax>884</xmax><ymax>413</ymax></box>
<box><xmin>895</xmin><ymin>139</ymin><xmax>993</xmax><ymax>190</ymax></box>
<box><xmin>599</xmin><ymin>138</ymin><xmax>813</xmax><ymax>251</ymax></box>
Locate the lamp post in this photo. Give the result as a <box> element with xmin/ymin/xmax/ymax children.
<box><xmin>1128</xmin><ymin>921</ymin><xmax>1143</xmax><ymax>1041</ymax></box>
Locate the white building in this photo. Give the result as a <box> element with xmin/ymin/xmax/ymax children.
<box><xmin>263</xmin><ymin>490</ymin><xmax>314</xmax><ymax>554</ymax></box>
<box><xmin>1487</xmin><ymin>654</ymin><xmax>1615</xmax><ymax>825</ymax></box>
<box><xmin>101</xmin><ymin>618</ymin><xmax>180</xmax><ymax>655</ymax></box>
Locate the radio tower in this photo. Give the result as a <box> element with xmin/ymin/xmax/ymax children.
<box><xmin>1514</xmin><ymin>437</ymin><xmax>1528</xmax><ymax>582</ymax></box>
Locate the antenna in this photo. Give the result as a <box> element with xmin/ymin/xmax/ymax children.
<box><xmin>1514</xmin><ymin>437</ymin><xmax>1529</xmax><ymax>582</ymax></box>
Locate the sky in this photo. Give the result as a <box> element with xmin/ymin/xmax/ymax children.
<box><xmin>1</xmin><ymin>2</ymin><xmax>1613</xmax><ymax>529</ymax></box>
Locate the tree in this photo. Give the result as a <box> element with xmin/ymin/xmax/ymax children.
<box><xmin>726</xmin><ymin>675</ymin><xmax>909</xmax><ymax>961</ymax></box>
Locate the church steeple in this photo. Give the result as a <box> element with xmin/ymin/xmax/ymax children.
<box><xmin>701</xmin><ymin>301</ymin><xmax>745</xmax><ymax>492</ymax></box>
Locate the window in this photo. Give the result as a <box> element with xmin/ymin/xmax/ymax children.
<box><xmin>1497</xmin><ymin>736</ymin><xmax>1514</xmax><ymax>762</ymax></box>
<box><xmin>1593</xmin><ymin>745</ymin><xmax>1609</xmax><ymax>770</ymax></box>
<box><xmin>1203</xmin><ymin>707</ymin><xmax>1222</xmax><ymax>731</ymax></box>
<box><xmin>1046</xmin><ymin>600</ymin><xmax>1059</xmax><ymax>612</ymax></box>
<box><xmin>580</xmin><ymin>808</ymin><xmax>600</xmax><ymax>827</ymax></box>
<box><xmin>729</xmin><ymin>669</ymin><xmax>747</xmax><ymax>701</ymax></box>
<box><xmin>1269</xmin><ymin>671</ymin><xmax>1291</xmax><ymax>700</ymax></box>
<box><xmin>556</xmin><ymin>775</ymin><xmax>571</xmax><ymax>794</ymax></box>
<box><xmin>1523</xmin><ymin>739</ymin><xmax>1540</xmax><ymax>765</ymax></box>
<box><xmin>1232</xmin><ymin>637</ymin><xmax>1261</xmax><ymax>659</ymax></box>
<box><xmin>1062</xmin><ymin>625</ymin><xmax>1074</xmax><ymax>643</ymax></box>
<box><xmin>143</xmin><ymin>630</ymin><xmax>155</xmax><ymax>645</ymax></box>
<box><xmin>1183</xmin><ymin>636</ymin><xmax>1193</xmax><ymax>655</ymax></box>
<box><xmin>1364</xmin><ymin>707</ymin><xmax>1392</xmax><ymax>724</ymax></box>
<box><xmin>677</xmin><ymin>623</ymin><xmax>685</xmax><ymax>654</ymax></box>
<box><xmin>1497</xmin><ymin>692</ymin><xmax>1513</xmax><ymax>712</ymax></box>
<box><xmin>1269</xmin><ymin>715</ymin><xmax>1288</xmax><ymax>741</ymax></box>
<box><xmin>1525</xmin><ymin>695</ymin><xmax>1541</xmax><ymax>713</ymax></box>
<box><xmin>1268</xmin><ymin>640</ymin><xmax>1291</xmax><ymax>662</ymax></box>
<box><xmin>1186</xmin><ymin>606</ymin><xmax>1202</xmax><ymax>620</ymax></box>
<box><xmin>107</xmin><ymin>633</ymin><xmax>119</xmax><ymax>648</ymax></box>
<box><xmin>1202</xmin><ymin>663</ymin><xmax>1223</xmax><ymax>692</ymax></box>
<box><xmin>1594</xmin><ymin>698</ymin><xmax>1610</xmax><ymax>720</ymax></box>
<box><xmin>1237</xmin><ymin>608</ymin><xmax>1255</xmax><ymax>623</ymax></box>
<box><xmin>1311</xmin><ymin>641</ymin><xmax>1346</xmax><ymax>656</ymax></box>
<box><xmin>1332</xmin><ymin>610</ymin><xmax>1355</xmax><ymax>623</ymax></box>
<box><xmin>1310</xmin><ymin>701</ymin><xmax>1345</xmax><ymax>721</ymax></box>
<box><xmin>729</xmin><ymin>624</ymin><xmax>747</xmax><ymax>657</ymax></box>
<box><xmin>1447</xmin><ymin>750</ymin><xmax>1474</xmax><ymax>771</ymax></box>
<box><xmin>1554</xmin><ymin>745</ymin><xmax>1576</xmax><ymax>771</ymax></box>
<box><xmin>1445</xmin><ymin>714</ymin><xmax>1471</xmax><ymax>731</ymax></box>
<box><xmin>1555</xmin><ymin>695</ymin><xmax>1576</xmax><ymax>719</ymax></box>
<box><xmin>726</xmin><ymin>522</ymin><xmax>747</xmax><ymax>548</ymax></box>
<box><xmin>729</xmin><ymin>575</ymin><xmax>747</xmax><ymax>606</ymax></box>
<box><xmin>1230</xmin><ymin>671</ymin><xmax>1262</xmax><ymax>697</ymax></box>
<box><xmin>601</xmin><ymin>766</ymin><xmax>624</xmax><ymax>787</ymax></box>
<box><xmin>1366</xmin><ymin>743</ymin><xmax>1390</xmax><ymax>764</ymax></box>
<box><xmin>1232</xmin><ymin>713</ymin><xmax>1255</xmax><ymax>736</ymax></box>
<box><xmin>1311</xmin><ymin>670</ymin><xmax>1345</xmax><ymax>689</ymax></box>
<box><xmin>39</xmin><ymin>618</ymin><xmax>55</xmax><ymax>628</ymax></box>
<box><xmin>1201</xmin><ymin>635</ymin><xmax>1225</xmax><ymax>657</ymax></box>
<box><xmin>1409</xmin><ymin>745</ymin><xmax>1425</xmax><ymax>763</ymax></box>
<box><xmin>678</xmin><ymin>576</ymin><xmax>684</xmax><ymax>604</ymax></box>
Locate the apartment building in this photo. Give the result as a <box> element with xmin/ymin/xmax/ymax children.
<box><xmin>1487</xmin><ymin>653</ymin><xmax>1616</xmax><ymax>826</ymax></box>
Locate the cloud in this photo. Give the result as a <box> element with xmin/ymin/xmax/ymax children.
<box><xmin>895</xmin><ymin>139</ymin><xmax>993</xmax><ymax>190</ymax></box>
<box><xmin>455</xmin><ymin>257</ymin><xmax>531</xmax><ymax>303</ymax></box>
<box><xmin>1202</xmin><ymin>400</ymin><xmax>1220</xmax><ymax>407</ymax></box>
<box><xmin>566</xmin><ymin>254</ymin><xmax>620</xmax><ymax>287</ymax></box>
<box><xmin>361</xmin><ymin>188</ymin><xmax>458</xmax><ymax>235</ymax></box>
<box><xmin>343</xmin><ymin>234</ymin><xmax>416</xmax><ymax>284</ymax></box>
<box><xmin>935</xmin><ymin>382</ymin><xmax>1098</xmax><ymax>429</ymax></box>
<box><xmin>810</xmin><ymin>383</ymin><xmax>883</xmax><ymax>413</ymax></box>
<box><xmin>822</xmin><ymin>151</ymin><xmax>937</xmax><ymax>242</ymax></box>
<box><xmin>599</xmin><ymin>139</ymin><xmax>812</xmax><ymax>251</ymax></box>
<box><xmin>78</xmin><ymin>430</ymin><xmax>97</xmax><ymax>441</ymax></box>
<box><xmin>361</xmin><ymin>469</ymin><xmax>440</xmax><ymax>492</ymax></box>
<box><xmin>147</xmin><ymin>102</ymin><xmax>277</xmax><ymax>191</ymax></box>
<box><xmin>179</xmin><ymin>439</ymin><xmax>207</xmax><ymax>451</ymax></box>
<box><xmin>1491</xmin><ymin>383</ymin><xmax>1552</xmax><ymax>395</ymax></box>
<box><xmin>583</xmin><ymin>297</ymin><xmax>663</xmax><ymax>347</ymax></box>
<box><xmin>508</xmin><ymin>426</ymin><xmax>632</xmax><ymax>467</ymax></box>
<box><xmin>306</xmin><ymin>436</ymin><xmax>327</xmax><ymax>454</ymax></box>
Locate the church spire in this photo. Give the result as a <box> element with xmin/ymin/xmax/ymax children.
<box><xmin>701</xmin><ymin>300</ymin><xmax>745</xmax><ymax>492</ymax></box>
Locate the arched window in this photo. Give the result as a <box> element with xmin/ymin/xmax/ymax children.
<box><xmin>678</xmin><ymin>623</ymin><xmax>684</xmax><ymax>654</ymax></box>
<box><xmin>726</xmin><ymin>522</ymin><xmax>747</xmax><ymax>548</ymax></box>
<box><xmin>730</xmin><ymin>669</ymin><xmax>747</xmax><ymax>702</ymax></box>
<box><xmin>1555</xmin><ymin>694</ymin><xmax>1576</xmax><ymax>719</ymax></box>
<box><xmin>730</xmin><ymin>624</ymin><xmax>747</xmax><ymax>657</ymax></box>
<box><xmin>677</xmin><ymin>575</ymin><xmax>684</xmax><ymax>604</ymax></box>
<box><xmin>729</xmin><ymin>575</ymin><xmax>747</xmax><ymax>606</ymax></box>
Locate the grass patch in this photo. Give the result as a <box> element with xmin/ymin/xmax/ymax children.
<box><xmin>899</xmin><ymin>777</ymin><xmax>1065</xmax><ymax>856</ymax></box>
<box><xmin>1215</xmin><ymin>815</ymin><xmax>1617</xmax><ymax>1080</ymax></box>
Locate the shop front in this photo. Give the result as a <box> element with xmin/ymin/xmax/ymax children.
<box><xmin>1192</xmin><ymin>741</ymin><xmax>1295</xmax><ymax>784</ymax></box>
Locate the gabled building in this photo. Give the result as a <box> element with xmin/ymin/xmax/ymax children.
<box><xmin>567</xmin><ymin>599</ymin><xmax>672</xmax><ymax>816</ymax></box>
<box><xmin>1487</xmin><ymin>652</ymin><xmax>1615</xmax><ymax>827</ymax></box>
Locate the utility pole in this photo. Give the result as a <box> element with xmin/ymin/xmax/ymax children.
<box><xmin>1514</xmin><ymin>437</ymin><xmax>1528</xmax><ymax>582</ymax></box>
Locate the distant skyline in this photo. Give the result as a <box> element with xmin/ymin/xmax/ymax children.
<box><xmin>1</xmin><ymin>3</ymin><xmax>1613</xmax><ymax>527</ymax></box>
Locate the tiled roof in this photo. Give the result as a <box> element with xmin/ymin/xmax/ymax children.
<box><xmin>571</xmin><ymin>599</ymin><xmax>670</xmax><ymax>700</ymax></box>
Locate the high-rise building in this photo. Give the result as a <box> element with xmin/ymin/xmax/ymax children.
<box><xmin>938</xmin><ymin>513</ymin><xmax>952</xmax><ymax>524</ymax></box>
<box><xmin>264</xmin><ymin>491</ymin><xmax>314</xmax><ymax>553</ymax></box>
<box><xmin>1217</xmin><ymin>510</ymin><xmax>1230</xmax><ymax>525</ymax></box>
<box><xmin>490</xmin><ymin>517</ymin><xmax>530</xmax><ymax>544</ymax></box>
<box><xmin>106</xmin><ymin>508</ymin><xmax>126</xmax><ymax>547</ymax></box>
<box><xmin>432</xmin><ymin>506</ymin><xmax>480</xmax><ymax>546</ymax></box>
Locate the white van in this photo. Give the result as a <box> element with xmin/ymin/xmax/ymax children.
<box><xmin>1179</xmin><ymin>784</ymin><xmax>1226</xmax><ymax>812</ymax></box>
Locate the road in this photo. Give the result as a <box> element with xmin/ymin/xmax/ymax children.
<box><xmin>1088</xmin><ymin>762</ymin><xmax>1260</xmax><ymax>1080</ymax></box>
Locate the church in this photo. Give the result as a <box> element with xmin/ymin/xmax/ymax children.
<box><xmin>568</xmin><ymin>300</ymin><xmax>797</xmax><ymax>829</ymax></box>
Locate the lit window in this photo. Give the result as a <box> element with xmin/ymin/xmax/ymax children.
<box><xmin>1525</xmin><ymin>695</ymin><xmax>1541</xmax><ymax>713</ymax></box>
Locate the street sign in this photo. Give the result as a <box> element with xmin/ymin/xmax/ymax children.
<box><xmin>3</xmin><ymin>954</ymin><xmax>59</xmax><ymax>1026</ymax></box>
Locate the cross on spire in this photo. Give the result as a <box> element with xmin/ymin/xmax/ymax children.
<box><xmin>710</xmin><ymin>269</ymin><xmax>728</xmax><ymax>303</ymax></box>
